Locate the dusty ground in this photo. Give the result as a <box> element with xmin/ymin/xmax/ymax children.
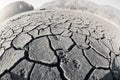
<box><xmin>0</xmin><ymin>9</ymin><xmax>120</xmax><ymax>80</ymax></box>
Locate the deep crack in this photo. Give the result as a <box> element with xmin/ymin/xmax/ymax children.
<box><xmin>47</xmin><ymin>36</ymin><xmax>68</xmax><ymax>80</ymax></box>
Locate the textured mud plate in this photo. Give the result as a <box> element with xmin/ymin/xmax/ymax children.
<box><xmin>0</xmin><ymin>9</ymin><xmax>120</xmax><ymax>80</ymax></box>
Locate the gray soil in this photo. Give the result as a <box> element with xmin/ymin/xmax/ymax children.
<box><xmin>0</xmin><ymin>9</ymin><xmax>120</xmax><ymax>80</ymax></box>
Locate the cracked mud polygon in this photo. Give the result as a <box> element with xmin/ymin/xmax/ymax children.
<box><xmin>0</xmin><ymin>9</ymin><xmax>120</xmax><ymax>80</ymax></box>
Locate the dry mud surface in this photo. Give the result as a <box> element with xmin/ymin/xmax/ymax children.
<box><xmin>0</xmin><ymin>9</ymin><xmax>120</xmax><ymax>80</ymax></box>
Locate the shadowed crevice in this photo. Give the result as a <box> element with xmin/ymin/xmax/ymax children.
<box><xmin>82</xmin><ymin>49</ymin><xmax>95</xmax><ymax>67</ymax></box>
<box><xmin>27</xmin><ymin>63</ymin><xmax>35</xmax><ymax>80</ymax></box>
<box><xmin>47</xmin><ymin>36</ymin><xmax>68</xmax><ymax>80</ymax></box>
<box><xmin>84</xmin><ymin>67</ymin><xmax>96</xmax><ymax>80</ymax></box>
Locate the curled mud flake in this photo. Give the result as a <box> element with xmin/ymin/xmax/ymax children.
<box><xmin>54</xmin><ymin>22</ymin><xmax>71</xmax><ymax>29</ymax></box>
<box><xmin>61</xmin><ymin>30</ymin><xmax>72</xmax><ymax>37</ymax></box>
<box><xmin>29</xmin><ymin>37</ymin><xmax>57</xmax><ymax>63</ymax></box>
<box><xmin>37</xmin><ymin>27</ymin><xmax>51</xmax><ymax>36</ymax></box>
<box><xmin>2</xmin><ymin>41</ymin><xmax>11</xmax><ymax>49</ymax></box>
<box><xmin>28</xmin><ymin>29</ymin><xmax>38</xmax><ymax>38</ymax></box>
<box><xmin>12</xmin><ymin>33</ymin><xmax>32</xmax><ymax>49</ymax></box>
<box><xmin>69</xmin><ymin>24</ymin><xmax>82</xmax><ymax>33</ymax></box>
<box><xmin>72</xmin><ymin>33</ymin><xmax>90</xmax><ymax>49</ymax></box>
<box><xmin>81</xmin><ymin>28</ymin><xmax>90</xmax><ymax>36</ymax></box>
<box><xmin>51</xmin><ymin>25</ymin><xmax>65</xmax><ymax>34</ymax></box>
<box><xmin>49</xmin><ymin>35</ymin><xmax>73</xmax><ymax>51</ymax></box>
<box><xmin>0</xmin><ymin>48</ymin><xmax>25</xmax><ymax>74</ymax></box>
<box><xmin>85</xmin><ymin>48</ymin><xmax>109</xmax><ymax>67</ymax></box>
<box><xmin>88</xmin><ymin>37</ymin><xmax>110</xmax><ymax>58</ymax></box>
<box><xmin>0</xmin><ymin>38</ymin><xmax>5</xmax><ymax>45</ymax></box>
<box><xmin>0</xmin><ymin>47</ymin><xmax>5</xmax><ymax>57</ymax></box>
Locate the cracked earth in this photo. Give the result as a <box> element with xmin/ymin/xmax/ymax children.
<box><xmin>0</xmin><ymin>9</ymin><xmax>120</xmax><ymax>80</ymax></box>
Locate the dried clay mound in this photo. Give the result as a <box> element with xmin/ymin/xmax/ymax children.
<box><xmin>0</xmin><ymin>9</ymin><xmax>120</xmax><ymax>80</ymax></box>
<box><xmin>0</xmin><ymin>1</ymin><xmax>34</xmax><ymax>23</ymax></box>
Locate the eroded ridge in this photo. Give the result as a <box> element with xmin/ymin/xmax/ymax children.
<box><xmin>0</xmin><ymin>9</ymin><xmax>120</xmax><ymax>80</ymax></box>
